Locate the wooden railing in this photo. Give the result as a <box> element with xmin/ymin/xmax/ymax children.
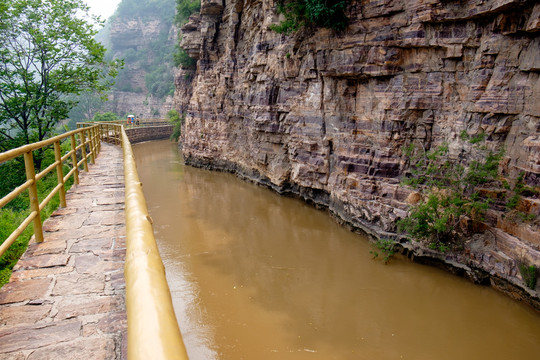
<box><xmin>0</xmin><ymin>125</ymin><xmax>100</xmax><ymax>256</ymax></box>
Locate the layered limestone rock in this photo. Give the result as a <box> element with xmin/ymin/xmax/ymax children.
<box><xmin>175</xmin><ymin>0</ymin><xmax>540</xmax><ymax>307</ymax></box>
<box><xmin>105</xmin><ymin>16</ymin><xmax>176</xmax><ymax>117</ymax></box>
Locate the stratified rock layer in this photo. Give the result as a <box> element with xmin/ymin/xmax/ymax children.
<box><xmin>106</xmin><ymin>16</ymin><xmax>176</xmax><ymax>118</ymax></box>
<box><xmin>176</xmin><ymin>0</ymin><xmax>540</xmax><ymax>306</ymax></box>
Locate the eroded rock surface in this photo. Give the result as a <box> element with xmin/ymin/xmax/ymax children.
<box><xmin>175</xmin><ymin>0</ymin><xmax>540</xmax><ymax>307</ymax></box>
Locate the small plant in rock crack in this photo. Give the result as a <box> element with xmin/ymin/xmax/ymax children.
<box><xmin>518</xmin><ymin>261</ymin><xmax>538</xmax><ymax>290</ymax></box>
<box><xmin>370</xmin><ymin>238</ymin><xmax>396</xmax><ymax>264</ymax></box>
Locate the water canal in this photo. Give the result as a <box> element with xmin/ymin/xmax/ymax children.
<box><xmin>133</xmin><ymin>140</ymin><xmax>540</xmax><ymax>360</ymax></box>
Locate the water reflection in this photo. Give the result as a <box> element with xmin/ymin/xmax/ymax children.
<box><xmin>134</xmin><ymin>140</ymin><xmax>540</xmax><ymax>360</ymax></box>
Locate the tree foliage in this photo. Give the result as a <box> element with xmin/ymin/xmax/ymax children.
<box><xmin>175</xmin><ymin>0</ymin><xmax>200</xmax><ymax>26</ymax></box>
<box><xmin>0</xmin><ymin>0</ymin><xmax>121</xmax><ymax>161</ymax></box>
<box><xmin>173</xmin><ymin>0</ymin><xmax>200</xmax><ymax>70</ymax></box>
<box><xmin>270</xmin><ymin>0</ymin><xmax>349</xmax><ymax>34</ymax></box>
<box><xmin>173</xmin><ymin>46</ymin><xmax>197</xmax><ymax>69</ymax></box>
<box><xmin>67</xmin><ymin>92</ymin><xmax>107</xmax><ymax>127</ymax></box>
<box><xmin>168</xmin><ymin>109</ymin><xmax>183</xmax><ymax>141</ymax></box>
<box><xmin>93</xmin><ymin>112</ymin><xmax>119</xmax><ymax>122</ymax></box>
<box><xmin>398</xmin><ymin>135</ymin><xmax>504</xmax><ymax>251</ymax></box>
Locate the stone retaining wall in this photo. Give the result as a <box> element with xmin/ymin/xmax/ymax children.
<box><xmin>124</xmin><ymin>125</ymin><xmax>173</xmax><ymax>144</ymax></box>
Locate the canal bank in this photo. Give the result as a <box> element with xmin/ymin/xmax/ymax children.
<box><xmin>135</xmin><ymin>140</ymin><xmax>540</xmax><ymax>360</ymax></box>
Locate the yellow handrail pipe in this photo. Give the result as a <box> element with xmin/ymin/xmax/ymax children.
<box><xmin>121</xmin><ymin>126</ymin><xmax>189</xmax><ymax>360</ymax></box>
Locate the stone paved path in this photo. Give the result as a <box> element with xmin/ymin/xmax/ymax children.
<box><xmin>0</xmin><ymin>143</ymin><xmax>127</xmax><ymax>360</ymax></box>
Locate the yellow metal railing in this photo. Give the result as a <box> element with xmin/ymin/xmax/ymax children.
<box><xmin>0</xmin><ymin>125</ymin><xmax>100</xmax><ymax>256</ymax></box>
<box><xmin>82</xmin><ymin>122</ymin><xmax>188</xmax><ymax>359</ymax></box>
<box><xmin>1</xmin><ymin>121</ymin><xmax>187</xmax><ymax>359</ymax></box>
<box><xmin>120</xmin><ymin>125</ymin><xmax>189</xmax><ymax>360</ymax></box>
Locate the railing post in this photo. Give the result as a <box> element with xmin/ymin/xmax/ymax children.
<box><xmin>23</xmin><ymin>150</ymin><xmax>44</xmax><ymax>243</ymax></box>
<box><xmin>88</xmin><ymin>127</ymin><xmax>96</xmax><ymax>165</ymax></box>
<box><xmin>54</xmin><ymin>141</ymin><xmax>67</xmax><ymax>208</ymax></box>
<box><xmin>70</xmin><ymin>134</ymin><xmax>80</xmax><ymax>185</ymax></box>
<box><xmin>91</xmin><ymin>126</ymin><xmax>95</xmax><ymax>155</ymax></box>
<box><xmin>97</xmin><ymin>125</ymin><xmax>102</xmax><ymax>154</ymax></box>
<box><xmin>79</xmin><ymin>128</ymin><xmax>89</xmax><ymax>172</ymax></box>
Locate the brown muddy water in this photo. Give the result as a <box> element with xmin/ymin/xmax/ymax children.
<box><xmin>133</xmin><ymin>140</ymin><xmax>540</xmax><ymax>360</ymax></box>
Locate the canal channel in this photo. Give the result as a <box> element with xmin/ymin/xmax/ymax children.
<box><xmin>133</xmin><ymin>140</ymin><xmax>540</xmax><ymax>360</ymax></box>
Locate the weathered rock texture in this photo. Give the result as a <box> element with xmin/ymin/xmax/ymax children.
<box><xmin>105</xmin><ymin>16</ymin><xmax>176</xmax><ymax>117</ymax></box>
<box><xmin>124</xmin><ymin>125</ymin><xmax>174</xmax><ymax>143</ymax></box>
<box><xmin>175</xmin><ymin>0</ymin><xmax>540</xmax><ymax>307</ymax></box>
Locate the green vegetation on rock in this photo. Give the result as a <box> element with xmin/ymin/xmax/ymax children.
<box><xmin>168</xmin><ymin>109</ymin><xmax>183</xmax><ymax>141</ymax></box>
<box><xmin>518</xmin><ymin>262</ymin><xmax>538</xmax><ymax>290</ymax></box>
<box><xmin>174</xmin><ymin>46</ymin><xmax>197</xmax><ymax>69</ymax></box>
<box><xmin>93</xmin><ymin>112</ymin><xmax>120</xmax><ymax>122</ymax></box>
<box><xmin>370</xmin><ymin>238</ymin><xmax>396</xmax><ymax>264</ymax></box>
<box><xmin>174</xmin><ymin>0</ymin><xmax>201</xmax><ymax>70</ymax></box>
<box><xmin>398</xmin><ymin>134</ymin><xmax>504</xmax><ymax>252</ymax></box>
<box><xmin>270</xmin><ymin>0</ymin><xmax>349</xmax><ymax>34</ymax></box>
<box><xmin>175</xmin><ymin>0</ymin><xmax>201</xmax><ymax>26</ymax></box>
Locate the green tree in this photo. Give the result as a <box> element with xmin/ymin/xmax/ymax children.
<box><xmin>0</xmin><ymin>0</ymin><xmax>121</xmax><ymax>168</ymax></box>
<box><xmin>67</xmin><ymin>92</ymin><xmax>107</xmax><ymax>127</ymax></box>
<box><xmin>92</xmin><ymin>112</ymin><xmax>119</xmax><ymax>122</ymax></box>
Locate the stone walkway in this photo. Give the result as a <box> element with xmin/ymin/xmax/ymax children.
<box><xmin>0</xmin><ymin>143</ymin><xmax>127</xmax><ymax>360</ymax></box>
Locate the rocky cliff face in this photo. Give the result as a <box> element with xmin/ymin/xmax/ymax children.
<box><xmin>105</xmin><ymin>15</ymin><xmax>176</xmax><ymax>117</ymax></box>
<box><xmin>175</xmin><ymin>0</ymin><xmax>540</xmax><ymax>307</ymax></box>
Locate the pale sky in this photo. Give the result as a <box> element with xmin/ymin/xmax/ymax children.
<box><xmin>84</xmin><ymin>0</ymin><xmax>122</xmax><ymax>20</ymax></box>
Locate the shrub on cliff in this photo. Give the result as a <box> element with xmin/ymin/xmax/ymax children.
<box><xmin>270</xmin><ymin>0</ymin><xmax>349</xmax><ymax>34</ymax></box>
<box><xmin>398</xmin><ymin>135</ymin><xmax>504</xmax><ymax>251</ymax></box>
<box><xmin>168</xmin><ymin>110</ymin><xmax>183</xmax><ymax>142</ymax></box>
<box><xmin>175</xmin><ymin>0</ymin><xmax>200</xmax><ymax>26</ymax></box>
<box><xmin>174</xmin><ymin>46</ymin><xmax>197</xmax><ymax>69</ymax></box>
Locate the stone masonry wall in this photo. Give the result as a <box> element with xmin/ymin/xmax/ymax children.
<box><xmin>175</xmin><ymin>0</ymin><xmax>540</xmax><ymax>307</ymax></box>
<box><xmin>125</xmin><ymin>125</ymin><xmax>173</xmax><ymax>144</ymax></box>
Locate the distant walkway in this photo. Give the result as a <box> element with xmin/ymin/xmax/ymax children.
<box><xmin>0</xmin><ymin>143</ymin><xmax>127</xmax><ymax>359</ymax></box>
